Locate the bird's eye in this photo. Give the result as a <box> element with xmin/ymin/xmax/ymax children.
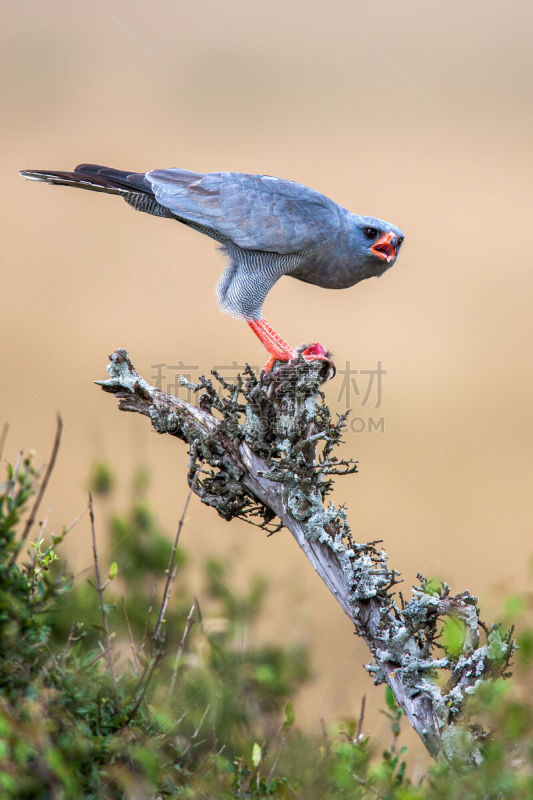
<box><xmin>363</xmin><ymin>226</ymin><xmax>378</xmax><ymax>240</ymax></box>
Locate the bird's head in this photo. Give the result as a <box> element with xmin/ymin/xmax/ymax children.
<box><xmin>350</xmin><ymin>215</ymin><xmax>405</xmax><ymax>277</ymax></box>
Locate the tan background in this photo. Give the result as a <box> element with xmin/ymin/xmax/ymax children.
<box><xmin>2</xmin><ymin>0</ymin><xmax>532</xmax><ymax>763</ymax></box>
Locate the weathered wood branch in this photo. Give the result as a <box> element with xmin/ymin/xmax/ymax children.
<box><xmin>96</xmin><ymin>348</ymin><xmax>514</xmax><ymax>760</ymax></box>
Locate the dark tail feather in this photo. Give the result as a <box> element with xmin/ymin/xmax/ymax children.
<box><xmin>19</xmin><ymin>164</ymin><xmax>152</xmax><ymax>196</ymax></box>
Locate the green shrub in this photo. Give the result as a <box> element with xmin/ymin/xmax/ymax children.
<box><xmin>1</xmin><ymin>450</ymin><xmax>533</xmax><ymax>798</ymax></box>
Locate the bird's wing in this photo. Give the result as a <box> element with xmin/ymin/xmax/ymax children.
<box><xmin>146</xmin><ymin>170</ymin><xmax>344</xmax><ymax>254</ymax></box>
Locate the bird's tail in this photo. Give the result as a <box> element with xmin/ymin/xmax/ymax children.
<box><xmin>19</xmin><ymin>163</ymin><xmax>152</xmax><ymax>196</ymax></box>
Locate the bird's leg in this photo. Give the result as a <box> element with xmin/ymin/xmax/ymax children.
<box><xmin>247</xmin><ymin>318</ymin><xmax>333</xmax><ymax>375</ymax></box>
<box><xmin>247</xmin><ymin>319</ymin><xmax>298</xmax><ymax>372</ymax></box>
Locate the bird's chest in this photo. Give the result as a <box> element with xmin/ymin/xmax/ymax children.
<box><xmin>290</xmin><ymin>245</ymin><xmax>372</xmax><ymax>290</ymax></box>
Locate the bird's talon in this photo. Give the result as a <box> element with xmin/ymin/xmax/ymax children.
<box><xmin>299</xmin><ymin>343</ymin><xmax>336</xmax><ymax>380</ymax></box>
<box><xmin>261</xmin><ymin>342</ymin><xmax>335</xmax><ymax>380</ymax></box>
<box><xmin>261</xmin><ymin>351</ymin><xmax>294</xmax><ymax>374</ymax></box>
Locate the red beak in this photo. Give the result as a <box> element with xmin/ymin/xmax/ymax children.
<box><xmin>370</xmin><ymin>232</ymin><xmax>397</xmax><ymax>263</ymax></box>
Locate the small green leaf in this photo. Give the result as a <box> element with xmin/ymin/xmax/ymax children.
<box><xmin>504</xmin><ymin>594</ymin><xmax>525</xmax><ymax>617</ymax></box>
<box><xmin>89</xmin><ymin>461</ymin><xmax>114</xmax><ymax>496</ymax></box>
<box><xmin>488</xmin><ymin>627</ymin><xmax>509</xmax><ymax>661</ymax></box>
<box><xmin>108</xmin><ymin>561</ymin><xmax>118</xmax><ymax>580</ymax></box>
<box><xmin>517</xmin><ymin>630</ymin><xmax>533</xmax><ymax>666</ymax></box>
<box><xmin>252</xmin><ymin>742</ymin><xmax>262</xmax><ymax>767</ymax></box>
<box><xmin>423</xmin><ymin>577</ymin><xmax>444</xmax><ymax>596</ymax></box>
<box><xmin>441</xmin><ymin>615</ymin><xmax>467</xmax><ymax>659</ymax></box>
<box><xmin>385</xmin><ymin>685</ymin><xmax>397</xmax><ymax>711</ymax></box>
<box><xmin>0</xmin><ymin>772</ymin><xmax>17</xmax><ymax>793</ymax></box>
<box><xmin>283</xmin><ymin>699</ymin><xmax>295</xmax><ymax>731</ymax></box>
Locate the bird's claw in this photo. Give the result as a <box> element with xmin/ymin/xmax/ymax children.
<box><xmin>261</xmin><ymin>342</ymin><xmax>335</xmax><ymax>381</ymax></box>
<box><xmin>261</xmin><ymin>351</ymin><xmax>295</xmax><ymax>374</ymax></box>
<box><xmin>299</xmin><ymin>342</ymin><xmax>336</xmax><ymax>380</ymax></box>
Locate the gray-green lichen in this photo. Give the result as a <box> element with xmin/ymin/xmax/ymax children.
<box><xmin>167</xmin><ymin>360</ymin><xmax>513</xmax><ymax>725</ymax></box>
<box><xmin>96</xmin><ymin>348</ymin><xmax>153</xmax><ymax>397</ymax></box>
<box><xmin>441</xmin><ymin>723</ymin><xmax>483</xmax><ymax>766</ymax></box>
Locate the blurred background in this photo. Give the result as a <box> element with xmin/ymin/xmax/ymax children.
<box><xmin>1</xmin><ymin>0</ymin><xmax>532</xmax><ymax>762</ymax></box>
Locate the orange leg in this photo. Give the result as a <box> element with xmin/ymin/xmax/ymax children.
<box><xmin>247</xmin><ymin>318</ymin><xmax>297</xmax><ymax>372</ymax></box>
<box><xmin>247</xmin><ymin>318</ymin><xmax>332</xmax><ymax>374</ymax></box>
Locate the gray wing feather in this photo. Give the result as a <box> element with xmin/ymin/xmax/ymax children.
<box><xmin>146</xmin><ymin>169</ymin><xmax>343</xmax><ymax>254</ymax></box>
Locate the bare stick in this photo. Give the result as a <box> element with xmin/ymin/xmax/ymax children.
<box><xmin>319</xmin><ymin>718</ymin><xmax>331</xmax><ymax>758</ymax></box>
<box><xmin>167</xmin><ymin>602</ymin><xmax>197</xmax><ymax>700</ymax></box>
<box><xmin>125</xmin><ymin>651</ymin><xmax>163</xmax><ymax>725</ymax></box>
<box><xmin>62</xmin><ymin>505</ymin><xmax>89</xmax><ymax>538</ymax></box>
<box><xmin>151</xmin><ymin>475</ymin><xmax>196</xmax><ymax>649</ymax></box>
<box><xmin>89</xmin><ymin>491</ymin><xmax>119</xmax><ymax>709</ymax></box>
<box><xmin>61</xmin><ymin>623</ymin><xmax>82</xmax><ymax>671</ymax></box>
<box><xmin>355</xmin><ymin>695</ymin><xmax>366</xmax><ymax>743</ymax></box>
<box><xmin>10</xmin><ymin>414</ymin><xmax>63</xmax><ymax>567</ymax></box>
<box><xmin>0</xmin><ymin>422</ymin><xmax>9</xmax><ymax>462</ymax></box>
<box><xmin>130</xmin><ymin>482</ymin><xmax>198</xmax><ymax>719</ymax></box>
<box><xmin>8</xmin><ymin>451</ymin><xmax>23</xmax><ymax>500</ymax></box>
<box><xmin>37</xmin><ymin>507</ymin><xmax>51</xmax><ymax>541</ymax></box>
<box><xmin>122</xmin><ymin>598</ymin><xmax>141</xmax><ymax>676</ymax></box>
<box><xmin>179</xmin><ymin>703</ymin><xmax>211</xmax><ymax>758</ymax></box>
<box><xmin>266</xmin><ymin>722</ymin><xmax>289</xmax><ymax>785</ymax></box>
<box><xmin>140</xmin><ymin>585</ymin><xmax>156</xmax><ymax>654</ymax></box>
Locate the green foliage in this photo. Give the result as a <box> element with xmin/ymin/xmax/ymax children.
<box><xmin>441</xmin><ymin>615</ymin><xmax>467</xmax><ymax>659</ymax></box>
<box><xmin>1</xmin><ymin>451</ymin><xmax>533</xmax><ymax>798</ymax></box>
<box><xmin>0</xmin><ymin>453</ymin><xmax>312</xmax><ymax>797</ymax></box>
<box><xmin>0</xmin><ymin>453</ymin><xmax>70</xmax><ymax>699</ymax></box>
<box><xmin>420</xmin><ymin>577</ymin><xmax>445</xmax><ymax>597</ymax></box>
<box><xmin>88</xmin><ymin>461</ymin><xmax>114</xmax><ymax>496</ymax></box>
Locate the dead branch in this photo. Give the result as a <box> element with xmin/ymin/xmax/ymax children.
<box><xmin>96</xmin><ymin>347</ymin><xmax>514</xmax><ymax>760</ymax></box>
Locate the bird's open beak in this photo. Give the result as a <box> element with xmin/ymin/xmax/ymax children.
<box><xmin>371</xmin><ymin>232</ymin><xmax>397</xmax><ymax>263</ymax></box>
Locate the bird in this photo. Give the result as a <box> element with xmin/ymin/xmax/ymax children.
<box><xmin>20</xmin><ymin>164</ymin><xmax>404</xmax><ymax>373</ymax></box>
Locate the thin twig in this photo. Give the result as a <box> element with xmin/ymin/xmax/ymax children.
<box><xmin>355</xmin><ymin>695</ymin><xmax>366</xmax><ymax>743</ymax></box>
<box><xmin>151</xmin><ymin>474</ymin><xmax>197</xmax><ymax>649</ymax></box>
<box><xmin>167</xmin><ymin>602</ymin><xmax>197</xmax><ymax>700</ymax></box>
<box><xmin>180</xmin><ymin>704</ymin><xmax>211</xmax><ymax>757</ymax></box>
<box><xmin>130</xmin><ymin>480</ymin><xmax>198</xmax><ymax>723</ymax></box>
<box><xmin>122</xmin><ymin>596</ymin><xmax>153</xmax><ymax>723</ymax></box>
<box><xmin>61</xmin><ymin>623</ymin><xmax>80</xmax><ymax>671</ymax></box>
<box><xmin>266</xmin><ymin>727</ymin><xmax>287</xmax><ymax>785</ymax></box>
<box><xmin>0</xmin><ymin>422</ymin><xmax>9</xmax><ymax>462</ymax></box>
<box><xmin>153</xmin><ymin>564</ymin><xmax>178</xmax><ymax>643</ymax></box>
<box><xmin>89</xmin><ymin>491</ymin><xmax>119</xmax><ymax>710</ymax></box>
<box><xmin>140</xmin><ymin>585</ymin><xmax>156</xmax><ymax>654</ymax></box>
<box><xmin>84</xmin><ymin>651</ymin><xmax>107</xmax><ymax>669</ymax></box>
<box><xmin>43</xmin><ymin>642</ymin><xmax>60</xmax><ymax>671</ymax></box>
<box><xmin>62</xmin><ymin>505</ymin><xmax>89</xmax><ymax>537</ymax></box>
<box><xmin>125</xmin><ymin>651</ymin><xmax>163</xmax><ymax>725</ymax></box>
<box><xmin>8</xmin><ymin>451</ymin><xmax>23</xmax><ymax>500</ymax></box>
<box><xmin>319</xmin><ymin>718</ymin><xmax>331</xmax><ymax>758</ymax></box>
<box><xmin>9</xmin><ymin>414</ymin><xmax>63</xmax><ymax>567</ymax></box>
<box><xmin>122</xmin><ymin>598</ymin><xmax>141</xmax><ymax>676</ymax></box>
<box><xmin>38</xmin><ymin>507</ymin><xmax>51</xmax><ymax>540</ymax></box>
